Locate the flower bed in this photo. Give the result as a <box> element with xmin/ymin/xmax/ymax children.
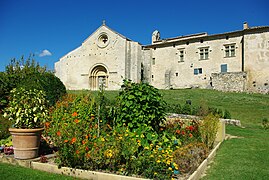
<box><xmin>44</xmin><ymin>81</ymin><xmax>222</xmax><ymax>179</ymax></box>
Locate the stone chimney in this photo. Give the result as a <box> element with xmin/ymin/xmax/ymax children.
<box><xmin>243</xmin><ymin>22</ymin><xmax>249</xmax><ymax>30</ymax></box>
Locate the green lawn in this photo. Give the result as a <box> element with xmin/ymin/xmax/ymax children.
<box><xmin>0</xmin><ymin>162</ymin><xmax>75</xmax><ymax>180</ymax></box>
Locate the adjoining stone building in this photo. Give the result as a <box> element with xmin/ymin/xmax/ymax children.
<box><xmin>55</xmin><ymin>22</ymin><xmax>269</xmax><ymax>93</ymax></box>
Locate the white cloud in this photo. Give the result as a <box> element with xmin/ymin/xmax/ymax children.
<box><xmin>39</xmin><ymin>49</ymin><xmax>52</xmax><ymax>57</ymax></box>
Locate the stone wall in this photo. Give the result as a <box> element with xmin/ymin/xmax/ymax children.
<box><xmin>211</xmin><ymin>72</ymin><xmax>247</xmax><ymax>92</ymax></box>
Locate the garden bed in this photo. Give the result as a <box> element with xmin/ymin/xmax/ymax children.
<box><xmin>0</xmin><ymin>134</ymin><xmax>224</xmax><ymax>180</ymax></box>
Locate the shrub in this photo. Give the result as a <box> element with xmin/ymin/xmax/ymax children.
<box><xmin>115</xmin><ymin>80</ymin><xmax>166</xmax><ymax>132</ymax></box>
<box><xmin>173</xmin><ymin>142</ymin><xmax>208</xmax><ymax>174</ymax></box>
<box><xmin>3</xmin><ymin>55</ymin><xmax>66</xmax><ymax>107</ymax></box>
<box><xmin>199</xmin><ymin>113</ymin><xmax>219</xmax><ymax>149</ymax></box>
<box><xmin>46</xmin><ymin>94</ymin><xmax>98</xmax><ymax>168</ymax></box>
<box><xmin>0</xmin><ymin>72</ymin><xmax>11</xmax><ymax>112</ymax></box>
<box><xmin>4</xmin><ymin>87</ymin><xmax>49</xmax><ymax>128</ymax></box>
<box><xmin>0</xmin><ymin>114</ymin><xmax>11</xmax><ymax>139</ymax></box>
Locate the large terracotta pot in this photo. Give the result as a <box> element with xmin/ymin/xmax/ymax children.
<box><xmin>9</xmin><ymin>128</ymin><xmax>44</xmax><ymax>160</ymax></box>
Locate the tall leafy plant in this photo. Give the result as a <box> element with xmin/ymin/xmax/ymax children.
<box><xmin>115</xmin><ymin>80</ymin><xmax>166</xmax><ymax>132</ymax></box>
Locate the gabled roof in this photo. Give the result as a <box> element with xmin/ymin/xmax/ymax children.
<box><xmin>83</xmin><ymin>23</ymin><xmax>132</xmax><ymax>43</ymax></box>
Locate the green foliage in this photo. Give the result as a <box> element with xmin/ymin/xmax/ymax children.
<box><xmin>199</xmin><ymin>113</ymin><xmax>219</xmax><ymax>149</ymax></box>
<box><xmin>0</xmin><ymin>72</ymin><xmax>11</xmax><ymax>111</ymax></box>
<box><xmin>173</xmin><ymin>142</ymin><xmax>208</xmax><ymax>174</ymax></box>
<box><xmin>115</xmin><ymin>80</ymin><xmax>166</xmax><ymax>132</ymax></box>
<box><xmin>261</xmin><ymin>118</ymin><xmax>269</xmax><ymax>130</ymax></box>
<box><xmin>0</xmin><ymin>136</ymin><xmax>12</xmax><ymax>146</ymax></box>
<box><xmin>46</xmin><ymin>94</ymin><xmax>97</xmax><ymax>168</ymax></box>
<box><xmin>4</xmin><ymin>87</ymin><xmax>49</xmax><ymax>128</ymax></box>
<box><xmin>1</xmin><ymin>55</ymin><xmax>66</xmax><ymax>109</ymax></box>
<box><xmin>0</xmin><ymin>114</ymin><xmax>11</xmax><ymax>139</ymax></box>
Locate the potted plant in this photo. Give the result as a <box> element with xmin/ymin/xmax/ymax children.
<box><xmin>4</xmin><ymin>87</ymin><xmax>48</xmax><ymax>159</ymax></box>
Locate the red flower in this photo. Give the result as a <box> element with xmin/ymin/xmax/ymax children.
<box><xmin>74</xmin><ymin>119</ymin><xmax>79</xmax><ymax>123</ymax></box>
<box><xmin>175</xmin><ymin>129</ymin><xmax>181</xmax><ymax>134</ymax></box>
<box><xmin>76</xmin><ymin>150</ymin><xmax>79</xmax><ymax>154</ymax></box>
<box><xmin>71</xmin><ymin>137</ymin><xmax>76</xmax><ymax>144</ymax></box>
<box><xmin>181</xmin><ymin>130</ymin><xmax>186</xmax><ymax>135</ymax></box>
<box><xmin>82</xmin><ymin>140</ymin><xmax>86</xmax><ymax>144</ymax></box>
<box><xmin>72</xmin><ymin>112</ymin><xmax>78</xmax><ymax>117</ymax></box>
<box><xmin>85</xmin><ymin>147</ymin><xmax>89</xmax><ymax>151</ymax></box>
<box><xmin>188</xmin><ymin>126</ymin><xmax>194</xmax><ymax>131</ymax></box>
<box><xmin>56</xmin><ymin>131</ymin><xmax>61</xmax><ymax>136</ymax></box>
<box><xmin>189</xmin><ymin>133</ymin><xmax>193</xmax><ymax>138</ymax></box>
<box><xmin>45</xmin><ymin>122</ymin><xmax>50</xmax><ymax>128</ymax></box>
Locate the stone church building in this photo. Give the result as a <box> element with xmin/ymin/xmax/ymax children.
<box><xmin>55</xmin><ymin>22</ymin><xmax>269</xmax><ymax>93</ymax></box>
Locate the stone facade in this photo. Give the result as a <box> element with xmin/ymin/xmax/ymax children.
<box><xmin>211</xmin><ymin>72</ymin><xmax>247</xmax><ymax>92</ymax></box>
<box><xmin>55</xmin><ymin>22</ymin><xmax>269</xmax><ymax>93</ymax></box>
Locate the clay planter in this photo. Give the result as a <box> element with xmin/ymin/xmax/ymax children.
<box><xmin>9</xmin><ymin>128</ymin><xmax>44</xmax><ymax>160</ymax></box>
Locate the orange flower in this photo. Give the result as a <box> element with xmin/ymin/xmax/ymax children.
<box><xmin>189</xmin><ymin>133</ymin><xmax>193</xmax><ymax>138</ymax></box>
<box><xmin>175</xmin><ymin>129</ymin><xmax>180</xmax><ymax>134</ymax></box>
<box><xmin>82</xmin><ymin>140</ymin><xmax>86</xmax><ymax>144</ymax></box>
<box><xmin>74</xmin><ymin>119</ymin><xmax>79</xmax><ymax>123</ymax></box>
<box><xmin>71</xmin><ymin>137</ymin><xmax>76</xmax><ymax>144</ymax></box>
<box><xmin>93</xmin><ymin>135</ymin><xmax>97</xmax><ymax>139</ymax></box>
<box><xmin>76</xmin><ymin>150</ymin><xmax>79</xmax><ymax>154</ymax></box>
<box><xmin>45</xmin><ymin>122</ymin><xmax>50</xmax><ymax>128</ymax></box>
<box><xmin>86</xmin><ymin>153</ymin><xmax>91</xmax><ymax>158</ymax></box>
<box><xmin>64</xmin><ymin>140</ymin><xmax>68</xmax><ymax>143</ymax></box>
<box><xmin>85</xmin><ymin>147</ymin><xmax>89</xmax><ymax>151</ymax></box>
<box><xmin>56</xmin><ymin>131</ymin><xmax>61</xmax><ymax>136</ymax></box>
<box><xmin>72</xmin><ymin>112</ymin><xmax>78</xmax><ymax>117</ymax></box>
<box><xmin>85</xmin><ymin>135</ymin><xmax>89</xmax><ymax>139</ymax></box>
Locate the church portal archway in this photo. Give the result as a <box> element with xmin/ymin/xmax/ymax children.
<box><xmin>89</xmin><ymin>65</ymin><xmax>108</xmax><ymax>90</ymax></box>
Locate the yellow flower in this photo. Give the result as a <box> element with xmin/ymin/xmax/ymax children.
<box><xmin>119</xmin><ymin>136</ymin><xmax>123</xmax><ymax>140</ymax></box>
<box><xmin>168</xmin><ymin>167</ymin><xmax>172</xmax><ymax>171</ymax></box>
<box><xmin>156</xmin><ymin>160</ymin><xmax>161</xmax><ymax>163</ymax></box>
<box><xmin>126</xmin><ymin>129</ymin><xmax>129</xmax><ymax>132</ymax></box>
<box><xmin>101</xmin><ymin>137</ymin><xmax>105</xmax><ymax>142</ymax></box>
<box><xmin>144</xmin><ymin>146</ymin><xmax>149</xmax><ymax>150</ymax></box>
<box><xmin>141</xmin><ymin>134</ymin><xmax>145</xmax><ymax>138</ymax></box>
<box><xmin>154</xmin><ymin>172</ymin><xmax>157</xmax><ymax>175</ymax></box>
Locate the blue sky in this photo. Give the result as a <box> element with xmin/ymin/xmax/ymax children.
<box><xmin>0</xmin><ymin>0</ymin><xmax>268</xmax><ymax>72</ymax></box>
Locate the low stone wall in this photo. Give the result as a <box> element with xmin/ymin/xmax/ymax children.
<box><xmin>167</xmin><ymin>113</ymin><xmax>241</xmax><ymax>127</ymax></box>
<box><xmin>211</xmin><ymin>72</ymin><xmax>247</xmax><ymax>92</ymax></box>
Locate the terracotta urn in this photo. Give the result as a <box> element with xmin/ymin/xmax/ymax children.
<box><xmin>9</xmin><ymin>128</ymin><xmax>44</xmax><ymax>159</ymax></box>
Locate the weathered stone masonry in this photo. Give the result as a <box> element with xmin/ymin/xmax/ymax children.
<box><xmin>55</xmin><ymin>22</ymin><xmax>269</xmax><ymax>93</ymax></box>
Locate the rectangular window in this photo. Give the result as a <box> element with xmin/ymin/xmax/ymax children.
<box><xmin>199</xmin><ymin>47</ymin><xmax>209</xmax><ymax>60</ymax></box>
<box><xmin>152</xmin><ymin>58</ymin><xmax>155</xmax><ymax>65</ymax></box>
<box><xmin>221</xmin><ymin>64</ymin><xmax>227</xmax><ymax>73</ymax></box>
<box><xmin>224</xmin><ymin>44</ymin><xmax>236</xmax><ymax>57</ymax></box>
<box><xmin>194</xmin><ymin>68</ymin><xmax>202</xmax><ymax>75</ymax></box>
<box><xmin>175</xmin><ymin>72</ymin><xmax>178</xmax><ymax>76</ymax></box>
<box><xmin>152</xmin><ymin>75</ymin><xmax>154</xmax><ymax>81</ymax></box>
<box><xmin>179</xmin><ymin>50</ymin><xmax>184</xmax><ymax>62</ymax></box>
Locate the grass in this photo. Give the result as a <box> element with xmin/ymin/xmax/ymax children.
<box><xmin>69</xmin><ymin>89</ymin><xmax>269</xmax><ymax>127</ymax></box>
<box><xmin>202</xmin><ymin>125</ymin><xmax>269</xmax><ymax>180</ymax></box>
<box><xmin>0</xmin><ymin>162</ymin><xmax>75</xmax><ymax>180</ymax></box>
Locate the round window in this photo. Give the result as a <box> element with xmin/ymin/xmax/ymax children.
<box><xmin>97</xmin><ymin>33</ymin><xmax>109</xmax><ymax>48</ymax></box>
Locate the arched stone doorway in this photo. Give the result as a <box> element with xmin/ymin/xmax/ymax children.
<box><xmin>89</xmin><ymin>65</ymin><xmax>108</xmax><ymax>90</ymax></box>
